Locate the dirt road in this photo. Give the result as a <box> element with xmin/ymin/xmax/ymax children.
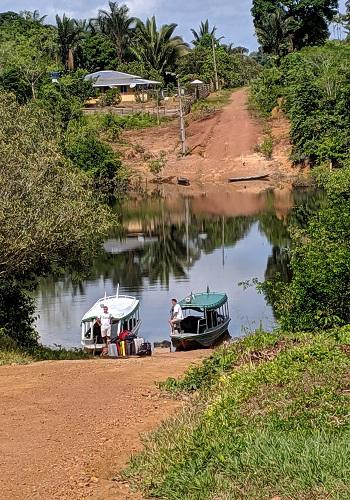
<box><xmin>122</xmin><ymin>88</ymin><xmax>300</xmax><ymax>196</ymax></box>
<box><xmin>0</xmin><ymin>350</ymin><xmax>208</xmax><ymax>499</ymax></box>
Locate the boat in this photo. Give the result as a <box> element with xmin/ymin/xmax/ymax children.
<box><xmin>228</xmin><ymin>174</ymin><xmax>269</xmax><ymax>183</ymax></box>
<box><xmin>171</xmin><ymin>291</ymin><xmax>231</xmax><ymax>349</ymax></box>
<box><xmin>81</xmin><ymin>287</ymin><xmax>141</xmax><ymax>352</ymax></box>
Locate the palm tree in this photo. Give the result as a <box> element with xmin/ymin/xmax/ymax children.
<box><xmin>56</xmin><ymin>14</ymin><xmax>83</xmax><ymax>71</ymax></box>
<box><xmin>19</xmin><ymin>10</ymin><xmax>47</xmax><ymax>24</ymax></box>
<box><xmin>131</xmin><ymin>17</ymin><xmax>189</xmax><ymax>76</ymax></box>
<box><xmin>256</xmin><ymin>9</ymin><xmax>294</xmax><ymax>57</ymax></box>
<box><xmin>222</xmin><ymin>44</ymin><xmax>249</xmax><ymax>55</ymax></box>
<box><xmin>191</xmin><ymin>19</ymin><xmax>217</xmax><ymax>45</ymax></box>
<box><xmin>95</xmin><ymin>1</ymin><xmax>135</xmax><ymax>61</ymax></box>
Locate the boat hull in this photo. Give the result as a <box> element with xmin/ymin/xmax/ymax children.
<box><xmin>171</xmin><ymin>319</ymin><xmax>230</xmax><ymax>349</ymax></box>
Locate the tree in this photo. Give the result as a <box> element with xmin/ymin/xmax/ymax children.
<box><xmin>178</xmin><ymin>44</ymin><xmax>260</xmax><ymax>88</ymax></box>
<box><xmin>252</xmin><ymin>0</ymin><xmax>339</xmax><ymax>52</ymax></box>
<box><xmin>0</xmin><ymin>93</ymin><xmax>110</xmax><ymax>345</ymax></box>
<box><xmin>131</xmin><ymin>16</ymin><xmax>189</xmax><ymax>76</ymax></box>
<box><xmin>76</xmin><ymin>33</ymin><xmax>118</xmax><ymax>71</ymax></box>
<box><xmin>222</xmin><ymin>44</ymin><xmax>249</xmax><ymax>55</ymax></box>
<box><xmin>269</xmin><ymin>166</ymin><xmax>350</xmax><ymax>331</ymax></box>
<box><xmin>19</xmin><ymin>10</ymin><xmax>47</xmax><ymax>24</ymax></box>
<box><xmin>344</xmin><ymin>0</ymin><xmax>350</xmax><ymax>38</ymax></box>
<box><xmin>191</xmin><ymin>20</ymin><xmax>217</xmax><ymax>45</ymax></box>
<box><xmin>95</xmin><ymin>1</ymin><xmax>135</xmax><ymax>61</ymax></box>
<box><xmin>56</xmin><ymin>14</ymin><xmax>83</xmax><ymax>71</ymax></box>
<box><xmin>255</xmin><ymin>8</ymin><xmax>294</xmax><ymax>57</ymax></box>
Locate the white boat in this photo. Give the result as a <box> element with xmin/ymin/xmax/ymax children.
<box><xmin>81</xmin><ymin>287</ymin><xmax>141</xmax><ymax>351</ymax></box>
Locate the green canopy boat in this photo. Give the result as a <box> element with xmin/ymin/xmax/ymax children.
<box><xmin>171</xmin><ymin>291</ymin><xmax>231</xmax><ymax>349</ymax></box>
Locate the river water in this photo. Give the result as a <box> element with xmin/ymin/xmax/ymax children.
<box><xmin>35</xmin><ymin>189</ymin><xmax>319</xmax><ymax>348</ymax></box>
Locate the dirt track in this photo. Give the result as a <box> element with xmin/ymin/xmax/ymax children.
<box><xmin>122</xmin><ymin>88</ymin><xmax>301</xmax><ymax>196</ymax></box>
<box><xmin>0</xmin><ymin>350</ymin><xmax>208</xmax><ymax>499</ymax></box>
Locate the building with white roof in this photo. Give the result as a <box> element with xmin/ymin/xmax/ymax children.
<box><xmin>84</xmin><ymin>70</ymin><xmax>160</xmax><ymax>103</ymax></box>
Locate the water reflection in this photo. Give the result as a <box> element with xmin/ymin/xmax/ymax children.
<box><xmin>35</xmin><ymin>188</ymin><xmax>322</xmax><ymax>347</ymax></box>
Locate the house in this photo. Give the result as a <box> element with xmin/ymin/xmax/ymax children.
<box><xmin>84</xmin><ymin>70</ymin><xmax>160</xmax><ymax>103</ymax></box>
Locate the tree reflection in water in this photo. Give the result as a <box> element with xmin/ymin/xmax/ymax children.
<box><xmin>37</xmin><ymin>190</ymin><xmax>324</xmax><ymax>298</ymax></box>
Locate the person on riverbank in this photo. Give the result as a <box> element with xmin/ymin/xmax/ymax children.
<box><xmin>169</xmin><ymin>298</ymin><xmax>183</xmax><ymax>332</ymax></box>
<box><xmin>97</xmin><ymin>305</ymin><xmax>112</xmax><ymax>345</ymax></box>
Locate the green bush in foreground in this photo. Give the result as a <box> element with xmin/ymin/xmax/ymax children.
<box><xmin>126</xmin><ymin>328</ymin><xmax>350</xmax><ymax>499</ymax></box>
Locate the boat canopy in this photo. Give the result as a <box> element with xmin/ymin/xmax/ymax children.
<box><xmin>179</xmin><ymin>292</ymin><xmax>227</xmax><ymax>311</ymax></box>
<box><xmin>81</xmin><ymin>295</ymin><xmax>139</xmax><ymax>323</ymax></box>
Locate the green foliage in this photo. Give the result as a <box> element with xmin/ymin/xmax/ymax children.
<box><xmin>148</xmin><ymin>151</ymin><xmax>166</xmax><ymax>176</ymax></box>
<box><xmin>252</xmin><ymin>0</ymin><xmax>339</xmax><ymax>53</ymax></box>
<box><xmin>191</xmin><ymin>20</ymin><xmax>218</xmax><ymax>46</ymax></box>
<box><xmin>127</xmin><ymin>327</ymin><xmax>350</xmax><ymax>499</ymax></box>
<box><xmin>99</xmin><ymin>87</ymin><xmax>121</xmax><ymax>106</ymax></box>
<box><xmin>0</xmin><ymin>92</ymin><xmax>111</xmax><ymax>346</ymax></box>
<box><xmin>94</xmin><ymin>1</ymin><xmax>135</xmax><ymax>61</ymax></box>
<box><xmin>178</xmin><ymin>44</ymin><xmax>261</xmax><ymax>88</ymax></box>
<box><xmin>256</xmin><ymin>135</ymin><xmax>274</xmax><ymax>159</ymax></box>
<box><xmin>38</xmin><ymin>72</ymin><xmax>94</xmax><ymax>128</ymax></box>
<box><xmin>76</xmin><ymin>33</ymin><xmax>117</xmax><ymax>72</ymax></box>
<box><xmin>131</xmin><ymin>16</ymin><xmax>189</xmax><ymax>77</ymax></box>
<box><xmin>269</xmin><ymin>166</ymin><xmax>350</xmax><ymax>331</ymax></box>
<box><xmin>0</xmin><ymin>329</ymin><xmax>90</xmax><ymax>365</ymax></box>
<box><xmin>64</xmin><ymin>120</ymin><xmax>122</xmax><ymax>197</ymax></box>
<box><xmin>250</xmin><ymin>43</ymin><xmax>350</xmax><ymax>166</ymax></box>
<box><xmin>55</xmin><ymin>14</ymin><xmax>83</xmax><ymax>71</ymax></box>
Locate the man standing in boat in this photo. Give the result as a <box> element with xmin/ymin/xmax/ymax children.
<box><xmin>169</xmin><ymin>298</ymin><xmax>183</xmax><ymax>332</ymax></box>
<box><xmin>97</xmin><ymin>305</ymin><xmax>112</xmax><ymax>345</ymax></box>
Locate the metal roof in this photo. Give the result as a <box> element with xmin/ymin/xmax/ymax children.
<box><xmin>179</xmin><ymin>292</ymin><xmax>228</xmax><ymax>310</ymax></box>
<box><xmin>84</xmin><ymin>70</ymin><xmax>160</xmax><ymax>87</ymax></box>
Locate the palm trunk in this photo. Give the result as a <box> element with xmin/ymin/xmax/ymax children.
<box><xmin>67</xmin><ymin>48</ymin><xmax>74</xmax><ymax>71</ymax></box>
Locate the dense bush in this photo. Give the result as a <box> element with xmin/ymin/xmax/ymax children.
<box><xmin>265</xmin><ymin>166</ymin><xmax>350</xmax><ymax>332</ymax></box>
<box><xmin>99</xmin><ymin>87</ymin><xmax>121</xmax><ymax>106</ymax></box>
<box><xmin>178</xmin><ymin>42</ymin><xmax>261</xmax><ymax>88</ymax></box>
<box><xmin>0</xmin><ymin>92</ymin><xmax>110</xmax><ymax>346</ymax></box>
<box><xmin>64</xmin><ymin>121</ymin><xmax>123</xmax><ymax>198</ymax></box>
<box><xmin>250</xmin><ymin>42</ymin><xmax>350</xmax><ymax>167</ymax></box>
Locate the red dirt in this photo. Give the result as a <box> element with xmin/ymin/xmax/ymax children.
<box><xmin>121</xmin><ymin>88</ymin><xmax>303</xmax><ymax>197</ymax></box>
<box><xmin>0</xmin><ymin>350</ymin><xmax>208</xmax><ymax>499</ymax></box>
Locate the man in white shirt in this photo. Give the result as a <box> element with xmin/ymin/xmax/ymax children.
<box><xmin>97</xmin><ymin>305</ymin><xmax>112</xmax><ymax>344</ymax></box>
<box><xmin>169</xmin><ymin>298</ymin><xmax>183</xmax><ymax>332</ymax></box>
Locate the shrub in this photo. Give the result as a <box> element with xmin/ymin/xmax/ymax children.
<box><xmin>256</xmin><ymin>136</ymin><xmax>274</xmax><ymax>159</ymax></box>
<box><xmin>100</xmin><ymin>87</ymin><xmax>121</xmax><ymax>106</ymax></box>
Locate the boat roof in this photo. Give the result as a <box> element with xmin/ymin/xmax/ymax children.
<box><xmin>179</xmin><ymin>292</ymin><xmax>228</xmax><ymax>310</ymax></box>
<box><xmin>81</xmin><ymin>295</ymin><xmax>139</xmax><ymax>323</ymax></box>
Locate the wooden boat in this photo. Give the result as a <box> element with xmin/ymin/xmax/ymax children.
<box><xmin>81</xmin><ymin>287</ymin><xmax>141</xmax><ymax>352</ymax></box>
<box><xmin>228</xmin><ymin>174</ymin><xmax>269</xmax><ymax>183</ymax></box>
<box><xmin>177</xmin><ymin>177</ymin><xmax>190</xmax><ymax>186</ymax></box>
<box><xmin>171</xmin><ymin>291</ymin><xmax>231</xmax><ymax>349</ymax></box>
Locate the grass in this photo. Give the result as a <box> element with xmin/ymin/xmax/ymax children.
<box><xmin>125</xmin><ymin>328</ymin><xmax>350</xmax><ymax>499</ymax></box>
<box><xmin>86</xmin><ymin>112</ymin><xmax>169</xmax><ymax>136</ymax></box>
<box><xmin>191</xmin><ymin>89</ymin><xmax>233</xmax><ymax>120</ymax></box>
<box><xmin>0</xmin><ymin>331</ymin><xmax>90</xmax><ymax>365</ymax></box>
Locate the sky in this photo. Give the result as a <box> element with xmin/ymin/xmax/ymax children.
<box><xmin>1</xmin><ymin>0</ymin><xmax>348</xmax><ymax>52</ymax></box>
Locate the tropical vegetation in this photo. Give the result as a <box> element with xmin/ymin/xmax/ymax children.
<box><xmin>126</xmin><ymin>327</ymin><xmax>350</xmax><ymax>498</ymax></box>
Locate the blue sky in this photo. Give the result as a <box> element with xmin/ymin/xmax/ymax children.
<box><xmin>2</xmin><ymin>1</ymin><xmax>348</xmax><ymax>52</ymax></box>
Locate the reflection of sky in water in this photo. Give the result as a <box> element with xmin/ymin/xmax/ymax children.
<box><xmin>35</xmin><ymin>222</ymin><xmax>275</xmax><ymax>347</ymax></box>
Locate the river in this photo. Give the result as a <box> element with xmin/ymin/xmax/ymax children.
<box><xmin>35</xmin><ymin>188</ymin><xmax>320</xmax><ymax>348</ymax></box>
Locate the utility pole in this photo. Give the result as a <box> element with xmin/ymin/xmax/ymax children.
<box><xmin>212</xmin><ymin>36</ymin><xmax>219</xmax><ymax>91</ymax></box>
<box><xmin>177</xmin><ymin>76</ymin><xmax>186</xmax><ymax>156</ymax></box>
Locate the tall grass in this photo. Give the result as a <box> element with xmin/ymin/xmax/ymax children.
<box><xmin>125</xmin><ymin>327</ymin><xmax>350</xmax><ymax>499</ymax></box>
